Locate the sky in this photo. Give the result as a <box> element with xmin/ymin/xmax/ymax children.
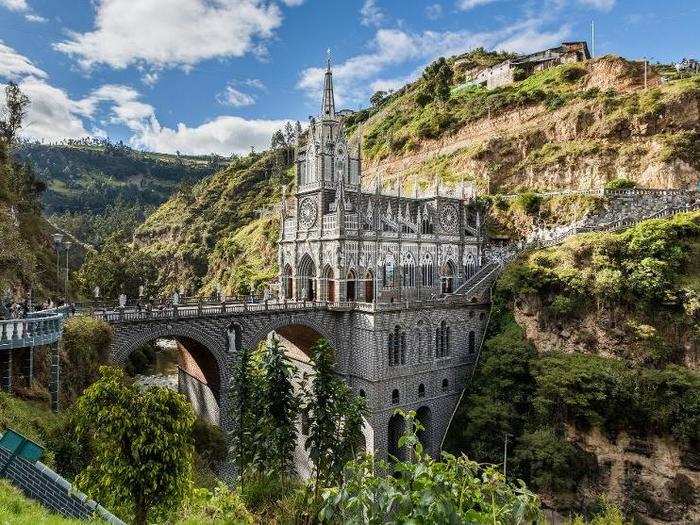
<box><xmin>0</xmin><ymin>0</ymin><xmax>698</xmax><ymax>155</ymax></box>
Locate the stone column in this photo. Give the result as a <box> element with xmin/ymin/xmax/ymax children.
<box><xmin>0</xmin><ymin>348</ymin><xmax>12</xmax><ymax>392</ymax></box>
<box><xmin>27</xmin><ymin>346</ymin><xmax>34</xmax><ymax>387</ymax></box>
<box><xmin>50</xmin><ymin>343</ymin><xmax>61</xmax><ymax>412</ymax></box>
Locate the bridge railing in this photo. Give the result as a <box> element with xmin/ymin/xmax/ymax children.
<box><xmin>91</xmin><ymin>295</ymin><xmax>488</xmax><ymax>323</ymax></box>
<box><xmin>0</xmin><ymin>313</ymin><xmax>65</xmax><ymax>350</ymax></box>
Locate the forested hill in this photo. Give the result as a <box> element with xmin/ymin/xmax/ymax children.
<box><xmin>16</xmin><ymin>141</ymin><xmax>228</xmax><ymax>245</ymax></box>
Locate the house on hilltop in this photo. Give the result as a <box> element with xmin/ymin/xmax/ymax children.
<box><xmin>468</xmin><ymin>41</ymin><xmax>591</xmax><ymax>89</ymax></box>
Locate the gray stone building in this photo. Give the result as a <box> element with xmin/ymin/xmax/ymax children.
<box><xmin>277</xmin><ymin>60</ymin><xmax>490</xmax><ymax>458</ymax></box>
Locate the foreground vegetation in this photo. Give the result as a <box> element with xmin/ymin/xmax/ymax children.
<box><xmin>448</xmin><ymin>212</ymin><xmax>700</xmax><ymax>520</ymax></box>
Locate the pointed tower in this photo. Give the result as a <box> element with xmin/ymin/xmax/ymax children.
<box><xmin>322</xmin><ymin>51</ymin><xmax>336</xmax><ymax>118</ymax></box>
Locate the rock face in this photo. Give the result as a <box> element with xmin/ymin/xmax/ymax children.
<box><xmin>569</xmin><ymin>428</ymin><xmax>699</xmax><ymax>524</ymax></box>
<box><xmin>359</xmin><ymin>57</ymin><xmax>699</xmax><ymax>193</ymax></box>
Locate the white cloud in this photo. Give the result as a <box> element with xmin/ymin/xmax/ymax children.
<box><xmin>280</xmin><ymin>0</ymin><xmax>304</xmax><ymax>5</ymax></box>
<box><xmin>24</xmin><ymin>13</ymin><xmax>46</xmax><ymax>22</ymax></box>
<box><xmin>360</xmin><ymin>0</ymin><xmax>386</xmax><ymax>27</ymax></box>
<box><xmin>456</xmin><ymin>0</ymin><xmax>499</xmax><ymax>11</ymax></box>
<box><xmin>86</xmin><ymin>84</ymin><xmax>156</xmax><ymax>131</ymax></box>
<box><xmin>217</xmin><ymin>84</ymin><xmax>256</xmax><ymax>107</ymax></box>
<box><xmin>0</xmin><ymin>40</ymin><xmax>47</xmax><ymax>80</ymax></box>
<box><xmin>0</xmin><ymin>77</ymin><xmax>91</xmax><ymax>141</ymax></box>
<box><xmin>578</xmin><ymin>0</ymin><xmax>615</xmax><ymax>10</ymax></box>
<box><xmin>298</xmin><ymin>19</ymin><xmax>570</xmax><ymax>107</ymax></box>
<box><xmin>0</xmin><ymin>0</ymin><xmax>28</xmax><ymax>11</ymax></box>
<box><xmin>425</xmin><ymin>3</ymin><xmax>443</xmax><ymax>20</ymax></box>
<box><xmin>133</xmin><ymin>116</ymin><xmax>289</xmax><ymax>155</ymax></box>
<box><xmin>54</xmin><ymin>0</ymin><xmax>283</xmax><ymax>72</ymax></box>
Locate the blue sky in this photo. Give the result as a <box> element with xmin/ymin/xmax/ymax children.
<box><xmin>0</xmin><ymin>0</ymin><xmax>698</xmax><ymax>155</ymax></box>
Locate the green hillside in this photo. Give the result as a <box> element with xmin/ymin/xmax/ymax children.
<box><xmin>17</xmin><ymin>140</ymin><xmax>225</xmax><ymax>245</ymax></box>
<box><xmin>131</xmin><ymin>146</ymin><xmax>293</xmax><ymax>297</ymax></box>
<box><xmin>350</xmin><ymin>54</ymin><xmax>699</xmax><ymax>193</ymax></box>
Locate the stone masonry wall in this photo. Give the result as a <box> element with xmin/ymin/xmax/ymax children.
<box><xmin>0</xmin><ymin>447</ymin><xmax>124</xmax><ymax>524</ymax></box>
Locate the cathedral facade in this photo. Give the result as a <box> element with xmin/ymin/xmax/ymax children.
<box><xmin>277</xmin><ymin>61</ymin><xmax>490</xmax><ymax>459</ymax></box>
<box><xmin>278</xmin><ymin>61</ymin><xmax>486</xmax><ymax>306</ymax></box>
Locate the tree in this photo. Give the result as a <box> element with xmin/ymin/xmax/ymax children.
<box><xmin>73</xmin><ymin>367</ymin><xmax>194</xmax><ymax>525</ymax></box>
<box><xmin>370</xmin><ymin>90</ymin><xmax>387</xmax><ymax>107</ymax></box>
<box><xmin>422</xmin><ymin>57</ymin><xmax>454</xmax><ymax>104</ymax></box>
<box><xmin>229</xmin><ymin>344</ymin><xmax>263</xmax><ymax>476</ymax></box>
<box><xmin>0</xmin><ymin>82</ymin><xmax>30</xmax><ymax>145</ymax></box>
<box><xmin>76</xmin><ymin>240</ymin><xmax>157</xmax><ymax>299</ymax></box>
<box><xmin>271</xmin><ymin>129</ymin><xmax>286</xmax><ymax>149</ymax></box>
<box><xmin>284</xmin><ymin>122</ymin><xmax>295</xmax><ymax>145</ymax></box>
<box><xmin>259</xmin><ymin>335</ymin><xmax>300</xmax><ymax>476</ymax></box>
<box><xmin>304</xmin><ymin>339</ymin><xmax>366</xmax><ymax>504</ymax></box>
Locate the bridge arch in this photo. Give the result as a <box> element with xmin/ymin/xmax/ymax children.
<box><xmin>110</xmin><ymin>322</ymin><xmax>229</xmax><ymax>426</ymax></box>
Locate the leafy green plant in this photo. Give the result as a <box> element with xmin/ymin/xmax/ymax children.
<box><xmin>320</xmin><ymin>411</ymin><xmax>541</xmax><ymax>524</ymax></box>
<box><xmin>258</xmin><ymin>335</ymin><xmax>300</xmax><ymax>476</ymax></box>
<box><xmin>604</xmin><ymin>177</ymin><xmax>637</xmax><ymax>190</ymax></box>
<box><xmin>303</xmin><ymin>339</ymin><xmax>366</xmax><ymax>509</ymax></box>
<box><xmin>73</xmin><ymin>367</ymin><xmax>195</xmax><ymax>525</ymax></box>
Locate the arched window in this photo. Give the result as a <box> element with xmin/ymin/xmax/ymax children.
<box><xmin>421</xmin><ymin>208</ymin><xmax>434</xmax><ymax>234</ymax></box>
<box><xmin>418</xmin><ymin>383</ymin><xmax>426</xmax><ymax>398</ymax></box>
<box><xmin>468</xmin><ymin>331</ymin><xmax>476</xmax><ymax>354</ymax></box>
<box><xmin>435</xmin><ymin>320</ymin><xmax>450</xmax><ymax>357</ymax></box>
<box><xmin>388</xmin><ymin>325</ymin><xmax>406</xmax><ymax>366</ymax></box>
<box><xmin>402</xmin><ymin>253</ymin><xmax>416</xmax><ymax>287</ymax></box>
<box><xmin>359</xmin><ymin>389</ymin><xmax>366</xmax><ymax>398</ymax></box>
<box><xmin>282</xmin><ymin>263</ymin><xmax>293</xmax><ymax>299</ymax></box>
<box><xmin>391</xmin><ymin>389</ymin><xmax>400</xmax><ymax>404</ymax></box>
<box><xmin>383</xmin><ymin>256</ymin><xmax>395</xmax><ymax>288</ymax></box>
<box><xmin>464</xmin><ymin>253</ymin><xmax>477</xmax><ymax>280</ymax></box>
<box><xmin>421</xmin><ymin>253</ymin><xmax>434</xmax><ymax>286</ymax></box>
<box><xmin>441</xmin><ymin>378</ymin><xmax>449</xmax><ymax>392</ymax></box>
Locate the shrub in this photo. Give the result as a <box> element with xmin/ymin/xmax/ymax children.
<box><xmin>192</xmin><ymin>418</ymin><xmax>227</xmax><ymax>471</ymax></box>
<box><xmin>604</xmin><ymin>177</ymin><xmax>637</xmax><ymax>190</ymax></box>
<box><xmin>61</xmin><ymin>316</ymin><xmax>113</xmax><ymax>402</ymax></box>
<box><xmin>414</xmin><ymin>89</ymin><xmax>432</xmax><ymax>107</ymax></box>
<box><xmin>514</xmin><ymin>192</ymin><xmax>542</xmax><ymax>215</ymax></box>
<box><xmin>320</xmin><ymin>411</ymin><xmax>541</xmax><ymax>524</ymax></box>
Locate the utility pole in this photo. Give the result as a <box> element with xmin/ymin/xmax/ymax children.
<box><xmin>64</xmin><ymin>241</ymin><xmax>72</xmax><ymax>299</ymax></box>
<box><xmin>644</xmin><ymin>58</ymin><xmax>648</xmax><ymax>89</ymax></box>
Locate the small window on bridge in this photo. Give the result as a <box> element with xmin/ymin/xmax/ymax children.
<box><xmin>359</xmin><ymin>389</ymin><xmax>366</xmax><ymax>398</ymax></box>
<box><xmin>391</xmin><ymin>389</ymin><xmax>400</xmax><ymax>405</ymax></box>
<box><xmin>441</xmin><ymin>378</ymin><xmax>449</xmax><ymax>392</ymax></box>
<box><xmin>468</xmin><ymin>331</ymin><xmax>476</xmax><ymax>354</ymax></box>
<box><xmin>418</xmin><ymin>383</ymin><xmax>425</xmax><ymax>398</ymax></box>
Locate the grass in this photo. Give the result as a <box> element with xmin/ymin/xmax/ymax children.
<box><xmin>0</xmin><ymin>481</ymin><xmax>101</xmax><ymax>525</ymax></box>
<box><xmin>0</xmin><ymin>392</ymin><xmax>60</xmax><ymax>466</ymax></box>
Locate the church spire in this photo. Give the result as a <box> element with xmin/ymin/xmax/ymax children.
<box><xmin>322</xmin><ymin>49</ymin><xmax>336</xmax><ymax>118</ymax></box>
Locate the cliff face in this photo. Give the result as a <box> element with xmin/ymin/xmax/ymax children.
<box><xmin>448</xmin><ymin>211</ymin><xmax>699</xmax><ymax>523</ymax></box>
<box><xmin>356</xmin><ymin>56</ymin><xmax>699</xmax><ymax>193</ymax></box>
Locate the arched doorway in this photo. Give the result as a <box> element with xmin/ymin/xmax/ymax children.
<box><xmin>387</xmin><ymin>412</ymin><xmax>407</xmax><ymax>461</ymax></box>
<box><xmin>283</xmin><ymin>264</ymin><xmax>293</xmax><ymax>299</ymax></box>
<box><xmin>364</xmin><ymin>270</ymin><xmax>374</xmax><ymax>302</ymax></box>
<box><xmin>440</xmin><ymin>261</ymin><xmax>456</xmax><ymax>294</ymax></box>
<box><xmin>346</xmin><ymin>270</ymin><xmax>356</xmax><ymax>302</ymax></box>
<box><xmin>297</xmin><ymin>254</ymin><xmax>316</xmax><ymax>301</ymax></box>
<box><xmin>321</xmin><ymin>265</ymin><xmax>335</xmax><ymax>302</ymax></box>
<box><xmin>416</xmin><ymin>406</ymin><xmax>432</xmax><ymax>456</ymax></box>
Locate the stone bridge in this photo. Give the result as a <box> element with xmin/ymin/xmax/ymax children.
<box><xmin>96</xmin><ymin>296</ymin><xmax>490</xmax><ymax>472</ymax></box>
